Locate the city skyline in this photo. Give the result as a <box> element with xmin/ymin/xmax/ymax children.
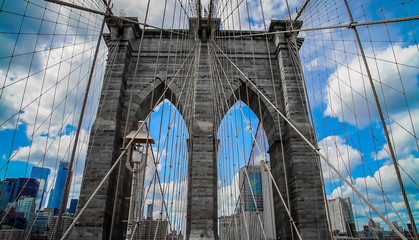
<box><xmin>0</xmin><ymin>0</ymin><xmax>417</xmax><ymax>239</ymax></box>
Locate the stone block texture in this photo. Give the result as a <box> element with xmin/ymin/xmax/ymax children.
<box><xmin>71</xmin><ymin>17</ymin><xmax>330</xmax><ymax>240</ymax></box>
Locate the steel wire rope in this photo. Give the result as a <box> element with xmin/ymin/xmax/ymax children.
<box><xmin>210</xmin><ymin>43</ymin><xmax>279</xmax><ymax>240</ymax></box>
<box><xmin>210</xmin><ymin>47</ymin><xmax>251</xmax><ymax>240</ymax></box>
<box><xmin>374</xmin><ymin>0</ymin><xmax>419</xmax><ymax>158</ymax></box>
<box><xmin>0</xmin><ymin>0</ymin><xmax>107</xmax><ymax>231</ymax></box>
<box><xmin>171</xmin><ymin>0</ymin><xmax>195</xmax><ymax>232</ymax></box>
<box><xmin>7</xmin><ymin>0</ymin><xmax>61</xmax><ymax>182</ymax></box>
<box><xmin>26</xmin><ymin>1</ymin><xmax>76</xmax><ymax>181</ymax></box>
<box><xmin>213</xmin><ymin>14</ymin><xmax>419</xmax><ymax>39</ymax></box>
<box><xmin>210</xmin><ymin>38</ymin><xmax>408</xmax><ymax>239</ymax></box>
<box><xmin>0</xmin><ymin>47</ymin><xmax>106</xmax><ymax>224</ymax></box>
<box><xmin>209</xmin><ymin>41</ymin><xmax>303</xmax><ymax>239</ymax></box>
<box><xmin>299</xmin><ymin>20</ymin><xmax>337</xmax><ymax>234</ymax></box>
<box><xmin>23</xmin><ymin>5</ymin><xmax>106</xmax><ymax>237</ymax></box>
<box><xmin>211</xmin><ymin>17</ymin><xmax>238</xmax><ymax>239</ymax></box>
<box><xmin>286</xmin><ymin>29</ymin><xmax>328</xmax><ymax>240</ymax></box>
<box><xmin>220</xmin><ymin>2</ymin><xmax>243</xmax><ymax>237</ymax></box>
<box><xmin>342</xmin><ymin>1</ymin><xmax>418</xmax><ymax>237</ymax></box>
<box><xmin>295</xmin><ymin>44</ymin><xmax>417</xmax><ymax>155</ymax></box>
<box><xmin>115</xmin><ymin>0</ymin><xmax>152</xmax><ymax>238</ymax></box>
<box><xmin>299</xmin><ymin>11</ymin><xmax>372</xmax><ymax>234</ymax></box>
<box><xmin>51</xmin><ymin>1</ymin><xmax>111</xmax><ymax>238</ymax></box>
<box><xmin>132</xmin><ymin>31</ymin><xmax>196</xmax><ymax>234</ymax></box>
<box><xmin>236</xmin><ymin>0</ymin><xmax>278</xmax><ymax>236</ymax></box>
<box><xmin>132</xmin><ymin>48</ymin><xmax>197</xmax><ymax>238</ymax></box>
<box><xmin>296</xmin><ymin>41</ymin><xmax>419</xmax><ymax>143</ymax></box>
<box><xmin>148</xmin><ymin>2</ymin><xmax>171</xmax><ymax>235</ymax></box>
<box><xmin>0</xmin><ymin>42</ymin><xmax>110</xmax><ymax>174</ymax></box>
<box><xmin>0</xmin><ymin>9</ymin><xmax>109</xmax><ymax>176</ymax></box>
<box><xmin>229</xmin><ymin>2</ymin><xmax>249</xmax><ymax>236</ymax></box>
<box><xmin>210</xmin><ymin>5</ymin><xmax>253</xmax><ymax>238</ymax></box>
<box><xmin>0</xmin><ymin>37</ymin><xmax>102</xmax><ymax>93</ymax></box>
<box><xmin>59</xmin><ymin>41</ymin><xmax>198</xmax><ymax>240</ymax></box>
<box><xmin>4</xmin><ymin>1</ymin><xmax>103</xmax><ymax>37</ymax></box>
<box><xmin>302</xmin><ymin>10</ymin><xmax>366</xmax><ymax>233</ymax></box>
<box><xmin>360</xmin><ymin>0</ymin><xmax>419</xmax><ymax>235</ymax></box>
<box><xmin>26</xmin><ymin>38</ymin><xmax>108</xmax><ymax>239</ymax></box>
<box><xmin>296</xmin><ymin>24</ymin><xmax>392</xmax><ymax>232</ymax></box>
<box><xmin>209</xmin><ymin>39</ymin><xmax>243</xmax><ymax>239</ymax></box>
<box><xmin>298</xmin><ymin>43</ymin><xmax>419</xmax><ymax>209</ymax></box>
<box><xmin>162</xmin><ymin>1</ymin><xmax>193</xmax><ymax>235</ymax></box>
<box><xmin>358</xmin><ymin>0</ymin><xmax>399</xmax><ymax>233</ymax></box>
<box><xmin>165</xmin><ymin>106</ymin><xmax>186</xmax><ymax>236</ymax></box>
<box><xmin>263</xmin><ymin>0</ymin><xmax>303</xmax><ymax>236</ymax></box>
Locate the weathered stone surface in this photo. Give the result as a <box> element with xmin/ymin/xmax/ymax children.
<box><xmin>72</xmin><ymin>17</ymin><xmax>330</xmax><ymax>240</ymax></box>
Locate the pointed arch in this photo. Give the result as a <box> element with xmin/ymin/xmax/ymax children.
<box><xmin>126</xmin><ymin>79</ymin><xmax>189</xmax><ymax>134</ymax></box>
<box><xmin>217</xmin><ymin>79</ymin><xmax>283</xmax><ymax>149</ymax></box>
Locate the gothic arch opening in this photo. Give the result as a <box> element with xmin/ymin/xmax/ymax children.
<box><xmin>130</xmin><ymin>82</ymin><xmax>187</xmax><ymax>132</ymax></box>
<box><xmin>217</xmin><ymin>100</ymin><xmax>276</xmax><ymax>240</ymax></box>
<box><xmin>130</xmin><ymin>97</ymin><xmax>190</xmax><ymax>236</ymax></box>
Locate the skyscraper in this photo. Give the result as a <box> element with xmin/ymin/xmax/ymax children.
<box><xmin>16</xmin><ymin>196</ymin><xmax>36</xmax><ymax>229</ymax></box>
<box><xmin>238</xmin><ymin>164</ymin><xmax>276</xmax><ymax>240</ymax></box>
<box><xmin>68</xmin><ymin>199</ymin><xmax>78</xmax><ymax>214</ymax></box>
<box><xmin>49</xmin><ymin>162</ymin><xmax>70</xmax><ymax>214</ymax></box>
<box><xmin>6</xmin><ymin>178</ymin><xmax>21</xmax><ymax>203</ymax></box>
<box><xmin>47</xmin><ymin>189</ymin><xmax>54</xmax><ymax>209</ymax></box>
<box><xmin>0</xmin><ymin>179</ymin><xmax>19</xmax><ymax>211</ymax></box>
<box><xmin>17</xmin><ymin>178</ymin><xmax>39</xmax><ymax>199</ymax></box>
<box><xmin>31</xmin><ymin>167</ymin><xmax>51</xmax><ymax>210</ymax></box>
<box><xmin>328</xmin><ymin>197</ymin><xmax>356</xmax><ymax>236</ymax></box>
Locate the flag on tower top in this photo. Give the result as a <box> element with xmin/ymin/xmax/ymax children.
<box><xmin>204</xmin><ymin>7</ymin><xmax>209</xmax><ymax>18</ymax></box>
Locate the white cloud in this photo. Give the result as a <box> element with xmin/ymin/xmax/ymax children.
<box><xmin>218</xmin><ymin>171</ymin><xmax>240</xmax><ymax>216</ymax></box>
<box><xmin>8</xmin><ymin>129</ymin><xmax>90</xmax><ymax>208</ymax></box>
<box><xmin>319</xmin><ymin>135</ymin><xmax>362</xmax><ymax>182</ymax></box>
<box><xmin>0</xmin><ymin>5</ymin><xmax>105</xmax><ymax>206</ymax></box>
<box><xmin>377</xmin><ymin>109</ymin><xmax>419</xmax><ymax>161</ymax></box>
<box><xmin>324</xmin><ymin>44</ymin><xmax>419</xmax><ymax>126</ymax></box>
<box><xmin>112</xmin><ymin>0</ymin><xmax>179</xmax><ymax>29</ymax></box>
<box><xmin>329</xmin><ymin>156</ymin><xmax>419</xmax><ymax>230</ymax></box>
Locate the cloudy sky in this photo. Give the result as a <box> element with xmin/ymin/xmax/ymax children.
<box><xmin>0</xmin><ymin>0</ymin><xmax>418</xmax><ymax>235</ymax></box>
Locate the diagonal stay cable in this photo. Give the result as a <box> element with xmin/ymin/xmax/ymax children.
<box><xmin>210</xmin><ymin>38</ymin><xmax>407</xmax><ymax>240</ymax></box>
<box><xmin>59</xmin><ymin>41</ymin><xmax>197</xmax><ymax>240</ymax></box>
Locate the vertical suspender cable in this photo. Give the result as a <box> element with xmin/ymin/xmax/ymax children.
<box><xmin>51</xmin><ymin>1</ymin><xmax>112</xmax><ymax>239</ymax></box>
<box><xmin>342</xmin><ymin>1</ymin><xmax>418</xmax><ymax>239</ymax></box>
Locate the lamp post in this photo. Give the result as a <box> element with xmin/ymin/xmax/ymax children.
<box><xmin>124</xmin><ymin>121</ymin><xmax>155</xmax><ymax>240</ymax></box>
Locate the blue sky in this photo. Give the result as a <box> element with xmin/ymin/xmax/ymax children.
<box><xmin>0</xmin><ymin>0</ymin><xmax>418</xmax><ymax>234</ymax></box>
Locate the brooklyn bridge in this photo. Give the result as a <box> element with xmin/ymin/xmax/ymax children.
<box><xmin>0</xmin><ymin>0</ymin><xmax>418</xmax><ymax>240</ymax></box>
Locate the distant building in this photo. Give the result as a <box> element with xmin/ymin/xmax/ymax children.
<box><xmin>17</xmin><ymin>178</ymin><xmax>40</xmax><ymax>199</ymax></box>
<box><xmin>5</xmin><ymin>178</ymin><xmax>21</xmax><ymax>203</ymax></box>
<box><xmin>392</xmin><ymin>221</ymin><xmax>403</xmax><ymax>233</ymax></box>
<box><xmin>1</xmin><ymin>207</ymin><xmax>27</xmax><ymax>229</ymax></box>
<box><xmin>46</xmin><ymin>213</ymin><xmax>73</xmax><ymax>239</ymax></box>
<box><xmin>147</xmin><ymin>203</ymin><xmax>152</xmax><ymax>218</ymax></box>
<box><xmin>16</xmin><ymin>196</ymin><xmax>36</xmax><ymax>229</ymax></box>
<box><xmin>30</xmin><ymin>210</ymin><xmax>52</xmax><ymax>235</ymax></box>
<box><xmin>31</xmin><ymin>167</ymin><xmax>51</xmax><ymax>210</ymax></box>
<box><xmin>167</xmin><ymin>230</ymin><xmax>184</xmax><ymax>240</ymax></box>
<box><xmin>219</xmin><ymin>215</ymin><xmax>241</xmax><ymax>240</ymax></box>
<box><xmin>237</xmin><ymin>164</ymin><xmax>276</xmax><ymax>240</ymax></box>
<box><xmin>328</xmin><ymin>197</ymin><xmax>356</xmax><ymax>236</ymax></box>
<box><xmin>137</xmin><ymin>219</ymin><xmax>169</xmax><ymax>240</ymax></box>
<box><xmin>0</xmin><ymin>228</ymin><xmax>25</xmax><ymax>240</ymax></box>
<box><xmin>47</xmin><ymin>189</ymin><xmax>54</xmax><ymax>209</ymax></box>
<box><xmin>49</xmin><ymin>162</ymin><xmax>70</xmax><ymax>213</ymax></box>
<box><xmin>0</xmin><ymin>180</ymin><xmax>18</xmax><ymax>211</ymax></box>
<box><xmin>67</xmin><ymin>199</ymin><xmax>78</xmax><ymax>214</ymax></box>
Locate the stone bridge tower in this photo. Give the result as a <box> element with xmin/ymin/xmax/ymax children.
<box><xmin>71</xmin><ymin>17</ymin><xmax>330</xmax><ymax>240</ymax></box>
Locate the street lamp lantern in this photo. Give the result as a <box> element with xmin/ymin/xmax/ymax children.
<box><xmin>124</xmin><ymin>120</ymin><xmax>155</xmax><ymax>145</ymax></box>
<box><xmin>124</xmin><ymin>120</ymin><xmax>154</xmax><ymax>240</ymax></box>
